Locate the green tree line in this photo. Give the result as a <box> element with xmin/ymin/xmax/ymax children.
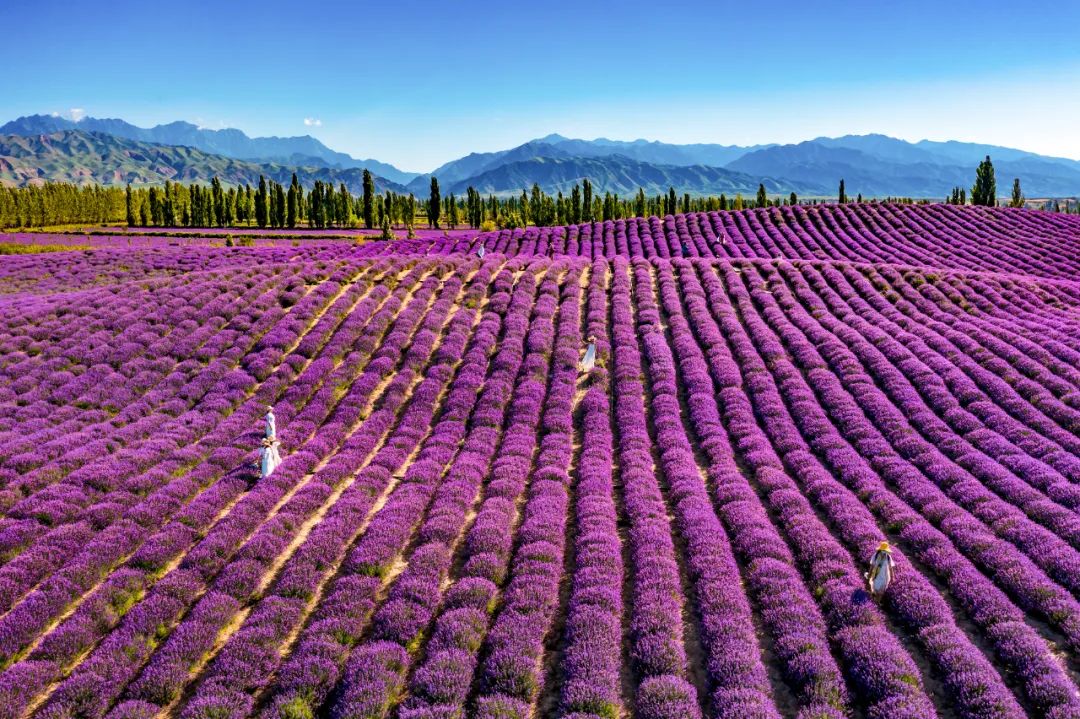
<box><xmin>1</xmin><ymin>173</ymin><xmax>425</xmax><ymax>232</ymax></box>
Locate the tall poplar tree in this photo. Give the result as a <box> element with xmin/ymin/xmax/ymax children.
<box><xmin>756</xmin><ymin>183</ymin><xmax>768</xmax><ymax>208</ymax></box>
<box><xmin>428</xmin><ymin>177</ymin><xmax>441</xmax><ymax>229</ymax></box>
<box><xmin>211</xmin><ymin>177</ymin><xmax>225</xmax><ymax>227</ymax></box>
<box><xmin>519</xmin><ymin>190</ymin><xmax>530</xmax><ymax>227</ymax></box>
<box><xmin>255</xmin><ymin>176</ymin><xmax>268</xmax><ymax>228</ymax></box>
<box><xmin>287</xmin><ymin>173</ymin><xmax>299</xmax><ymax>227</ymax></box>
<box><xmin>362</xmin><ymin>169</ymin><xmax>375</xmax><ymax>229</ymax></box>
<box><xmin>531</xmin><ymin>184</ymin><xmax>543</xmax><ymax>225</ymax></box>
<box><xmin>310</xmin><ymin>182</ymin><xmax>323</xmax><ymax>228</ymax></box>
<box><xmin>162</xmin><ymin>181</ymin><xmax>175</xmax><ymax>226</ymax></box>
<box><xmin>274</xmin><ymin>183</ymin><xmax>286</xmax><ymax>228</ymax></box>
<box><xmin>339</xmin><ymin>182</ymin><xmax>354</xmax><ymax>226</ymax></box>
<box><xmin>405</xmin><ymin>194</ymin><xmax>417</xmax><ymax>236</ymax></box>
<box><xmin>384</xmin><ymin>191</ymin><xmax>395</xmax><ymax>225</ymax></box>
<box><xmin>971</xmin><ymin>155</ymin><xmax>997</xmax><ymax>206</ymax></box>
<box><xmin>838</xmin><ymin>179</ymin><xmax>847</xmax><ymax>204</ymax></box>
<box><xmin>448</xmin><ymin>193</ymin><xmax>459</xmax><ymax>229</ymax></box>
<box><xmin>1009</xmin><ymin>177</ymin><xmax>1024</xmax><ymax>208</ymax></box>
<box><xmin>325</xmin><ymin>183</ymin><xmax>337</xmax><ymax>226</ymax></box>
<box><xmin>125</xmin><ymin>184</ymin><xmax>135</xmax><ymax>227</ymax></box>
<box><xmin>224</xmin><ymin>187</ymin><xmax>235</xmax><ymax>226</ymax></box>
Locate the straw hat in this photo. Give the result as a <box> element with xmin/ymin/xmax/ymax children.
<box><xmin>877</xmin><ymin>541</ymin><xmax>891</xmax><ymax>552</ymax></box>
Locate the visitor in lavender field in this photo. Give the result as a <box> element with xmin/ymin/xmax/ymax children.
<box><xmin>477</xmin><ymin>245</ymin><xmax>485</xmax><ymax>259</ymax></box>
<box><xmin>260</xmin><ymin>437</ymin><xmax>282</xmax><ymax>479</ymax></box>
<box><xmin>265</xmin><ymin>405</ymin><xmax>277</xmax><ymax>439</ymax></box>
<box><xmin>866</xmin><ymin>541</ymin><xmax>895</xmax><ymax>597</ymax></box>
<box><xmin>581</xmin><ymin>335</ymin><xmax>597</xmax><ymax>373</ymax></box>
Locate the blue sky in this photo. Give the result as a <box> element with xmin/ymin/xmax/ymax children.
<box><xmin>3</xmin><ymin>0</ymin><xmax>1079</xmax><ymax>171</ymax></box>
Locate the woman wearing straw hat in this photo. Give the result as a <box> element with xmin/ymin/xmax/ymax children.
<box><xmin>265</xmin><ymin>405</ymin><xmax>277</xmax><ymax>440</ymax></box>
<box><xmin>580</xmin><ymin>335</ymin><xmax>597</xmax><ymax>373</ymax></box>
<box><xmin>259</xmin><ymin>436</ymin><xmax>282</xmax><ymax>479</ymax></box>
<box><xmin>866</xmin><ymin>541</ymin><xmax>895</xmax><ymax>598</ymax></box>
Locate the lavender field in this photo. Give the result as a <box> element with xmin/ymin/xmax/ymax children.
<box><xmin>3</xmin><ymin>203</ymin><xmax>1080</xmax><ymax>719</ymax></box>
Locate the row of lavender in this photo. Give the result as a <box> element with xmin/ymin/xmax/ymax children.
<box><xmin>0</xmin><ymin>243</ymin><xmax>359</xmax><ymax>295</ymax></box>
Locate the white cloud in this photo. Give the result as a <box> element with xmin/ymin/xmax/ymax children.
<box><xmin>303</xmin><ymin>117</ymin><xmax>322</xmax><ymax>127</ymax></box>
<box><xmin>68</xmin><ymin>108</ymin><xmax>85</xmax><ymax>122</ymax></box>
<box><xmin>194</xmin><ymin>118</ymin><xmax>231</xmax><ymax>130</ymax></box>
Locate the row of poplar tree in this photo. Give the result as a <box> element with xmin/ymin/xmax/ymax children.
<box><xmin>2</xmin><ymin>174</ymin><xmax>818</xmax><ymax>230</ymax></box>
<box><xmin>118</xmin><ymin>174</ymin><xmax>420</xmax><ymax>231</ymax></box>
<box><xmin>455</xmin><ymin>178</ymin><xmax>905</xmax><ymax>230</ymax></box>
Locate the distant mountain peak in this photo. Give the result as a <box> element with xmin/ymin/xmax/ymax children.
<box><xmin>158</xmin><ymin>119</ymin><xmax>199</xmax><ymax>129</ymax></box>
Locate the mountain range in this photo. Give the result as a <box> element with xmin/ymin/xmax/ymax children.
<box><xmin>3</xmin><ymin>113</ymin><xmax>1080</xmax><ymax>198</ymax></box>
<box><xmin>0</xmin><ymin>114</ymin><xmax>419</xmax><ymax>185</ymax></box>
<box><xmin>0</xmin><ymin>131</ymin><xmax>408</xmax><ymax>194</ymax></box>
<box><xmin>415</xmin><ymin>134</ymin><xmax>776</xmax><ymax>188</ymax></box>
<box><xmin>726</xmin><ymin>135</ymin><xmax>1080</xmax><ymax>197</ymax></box>
<box><xmin>423</xmin><ymin>152</ymin><xmax>828</xmax><ymax>198</ymax></box>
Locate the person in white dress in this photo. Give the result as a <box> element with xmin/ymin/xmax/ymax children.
<box><xmin>477</xmin><ymin>245</ymin><xmax>486</xmax><ymax>259</ymax></box>
<box><xmin>580</xmin><ymin>335</ymin><xmax>597</xmax><ymax>373</ymax></box>
<box><xmin>866</xmin><ymin>541</ymin><xmax>895</xmax><ymax>597</ymax></box>
<box><xmin>259</xmin><ymin>437</ymin><xmax>282</xmax><ymax>479</ymax></box>
<box><xmin>265</xmin><ymin>406</ymin><xmax>276</xmax><ymax>439</ymax></box>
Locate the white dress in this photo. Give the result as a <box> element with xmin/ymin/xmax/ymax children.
<box><xmin>581</xmin><ymin>342</ymin><xmax>597</xmax><ymax>372</ymax></box>
<box><xmin>477</xmin><ymin>245</ymin><xmax>486</xmax><ymax>258</ymax></box>
<box><xmin>265</xmin><ymin>411</ymin><xmax>276</xmax><ymax>439</ymax></box>
<box><xmin>260</xmin><ymin>442</ymin><xmax>282</xmax><ymax>479</ymax></box>
<box><xmin>867</xmin><ymin>550</ymin><xmax>894</xmax><ymax>596</ymax></box>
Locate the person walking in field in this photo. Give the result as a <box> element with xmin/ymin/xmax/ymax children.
<box><xmin>265</xmin><ymin>405</ymin><xmax>277</xmax><ymax>439</ymax></box>
<box><xmin>259</xmin><ymin>437</ymin><xmax>282</xmax><ymax>479</ymax></box>
<box><xmin>477</xmin><ymin>245</ymin><xmax>485</xmax><ymax>259</ymax></box>
<box><xmin>581</xmin><ymin>335</ymin><xmax>597</xmax><ymax>373</ymax></box>
<box><xmin>866</xmin><ymin>541</ymin><xmax>895</xmax><ymax>597</ymax></box>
